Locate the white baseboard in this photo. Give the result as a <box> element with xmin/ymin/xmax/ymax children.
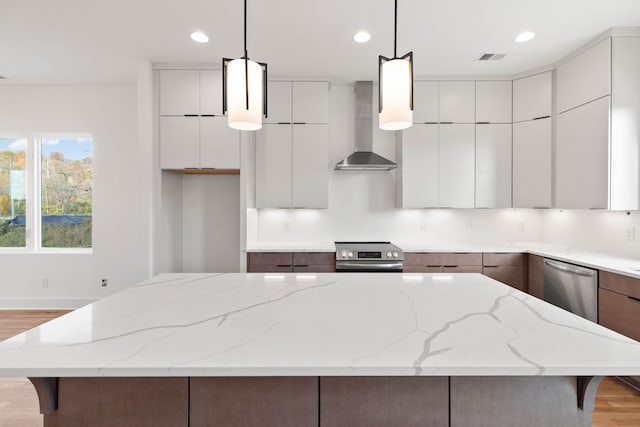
<box><xmin>0</xmin><ymin>297</ymin><xmax>97</xmax><ymax>310</ymax></box>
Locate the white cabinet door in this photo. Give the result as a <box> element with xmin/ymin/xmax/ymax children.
<box><xmin>292</xmin><ymin>124</ymin><xmax>329</xmax><ymax>208</ymax></box>
<box><xmin>159</xmin><ymin>116</ymin><xmax>200</xmax><ymax>169</ymax></box>
<box><xmin>293</xmin><ymin>82</ymin><xmax>329</xmax><ymax>124</ymax></box>
<box><xmin>200</xmin><ymin>70</ymin><xmax>223</xmax><ymax>116</ymax></box>
<box><xmin>264</xmin><ymin>81</ymin><xmax>292</xmax><ymax>124</ymax></box>
<box><xmin>159</xmin><ymin>70</ymin><xmax>200</xmax><ymax>116</ymax></box>
<box><xmin>476</xmin><ymin>81</ymin><xmax>512</xmax><ymax>123</ymax></box>
<box><xmin>438</xmin><ymin>124</ymin><xmax>475</xmax><ymax>207</ymax></box>
<box><xmin>475</xmin><ymin>124</ymin><xmax>512</xmax><ymax>208</ymax></box>
<box><xmin>256</xmin><ymin>124</ymin><xmax>293</xmax><ymax>208</ymax></box>
<box><xmin>413</xmin><ymin>81</ymin><xmax>439</xmax><ymax>123</ymax></box>
<box><xmin>556</xmin><ymin>38</ymin><xmax>611</xmax><ymax>114</ymax></box>
<box><xmin>199</xmin><ymin>117</ymin><xmax>240</xmax><ymax>169</ymax></box>
<box><xmin>513</xmin><ymin>118</ymin><xmax>552</xmax><ymax>208</ymax></box>
<box><xmin>439</xmin><ymin>81</ymin><xmax>475</xmax><ymax>123</ymax></box>
<box><xmin>513</xmin><ymin>72</ymin><xmax>552</xmax><ymax>122</ymax></box>
<box><xmin>401</xmin><ymin>124</ymin><xmax>438</xmax><ymax>207</ymax></box>
<box><xmin>556</xmin><ymin>96</ymin><xmax>610</xmax><ymax>209</ymax></box>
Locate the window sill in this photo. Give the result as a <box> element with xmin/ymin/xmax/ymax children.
<box><xmin>0</xmin><ymin>248</ymin><xmax>93</xmax><ymax>255</ymax></box>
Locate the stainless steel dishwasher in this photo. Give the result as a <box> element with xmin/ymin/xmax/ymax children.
<box><xmin>543</xmin><ymin>258</ymin><xmax>598</xmax><ymax>322</ymax></box>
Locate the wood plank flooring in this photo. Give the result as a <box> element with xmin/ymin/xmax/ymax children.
<box><xmin>0</xmin><ymin>310</ymin><xmax>639</xmax><ymax>427</ymax></box>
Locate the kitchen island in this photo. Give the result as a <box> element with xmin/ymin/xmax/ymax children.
<box><xmin>1</xmin><ymin>273</ymin><xmax>640</xmax><ymax>426</ymax></box>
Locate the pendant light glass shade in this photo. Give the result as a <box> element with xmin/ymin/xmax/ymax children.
<box><xmin>222</xmin><ymin>0</ymin><xmax>268</xmax><ymax>131</ymax></box>
<box><xmin>378</xmin><ymin>0</ymin><xmax>413</xmax><ymax>131</ymax></box>
<box><xmin>225</xmin><ymin>58</ymin><xmax>264</xmax><ymax>131</ymax></box>
<box><xmin>379</xmin><ymin>57</ymin><xmax>413</xmax><ymax>130</ymax></box>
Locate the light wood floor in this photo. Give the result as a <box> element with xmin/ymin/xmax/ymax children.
<box><xmin>1</xmin><ymin>311</ymin><xmax>639</xmax><ymax>427</ymax></box>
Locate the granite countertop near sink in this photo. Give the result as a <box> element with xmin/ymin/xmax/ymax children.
<box><xmin>1</xmin><ymin>272</ymin><xmax>639</xmax><ymax>378</ymax></box>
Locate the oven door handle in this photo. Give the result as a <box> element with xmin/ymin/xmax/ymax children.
<box><xmin>335</xmin><ymin>262</ymin><xmax>403</xmax><ymax>270</ymax></box>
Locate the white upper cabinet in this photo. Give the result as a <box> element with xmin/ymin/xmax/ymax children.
<box><xmin>475</xmin><ymin>81</ymin><xmax>512</xmax><ymax>123</ymax></box>
<box><xmin>200</xmin><ymin>116</ymin><xmax>240</xmax><ymax>169</ymax></box>
<box><xmin>475</xmin><ymin>124</ymin><xmax>512</xmax><ymax>208</ymax></box>
<box><xmin>438</xmin><ymin>124</ymin><xmax>475</xmax><ymax>207</ymax></box>
<box><xmin>413</xmin><ymin>81</ymin><xmax>439</xmax><ymax>123</ymax></box>
<box><xmin>291</xmin><ymin>125</ymin><xmax>329</xmax><ymax>208</ymax></box>
<box><xmin>199</xmin><ymin>70</ymin><xmax>223</xmax><ymax>116</ymax></box>
<box><xmin>556</xmin><ymin>96</ymin><xmax>610</xmax><ymax>209</ymax></box>
<box><xmin>439</xmin><ymin>81</ymin><xmax>475</xmax><ymax>123</ymax></box>
<box><xmin>264</xmin><ymin>81</ymin><xmax>292</xmax><ymax>124</ymax></box>
<box><xmin>513</xmin><ymin>118</ymin><xmax>552</xmax><ymax>208</ymax></box>
<box><xmin>513</xmin><ymin>72</ymin><xmax>552</xmax><ymax>122</ymax></box>
<box><xmin>256</xmin><ymin>124</ymin><xmax>293</xmax><ymax>208</ymax></box>
<box><xmin>159</xmin><ymin>116</ymin><xmax>200</xmax><ymax>169</ymax></box>
<box><xmin>556</xmin><ymin>38</ymin><xmax>611</xmax><ymax>114</ymax></box>
<box><xmin>401</xmin><ymin>124</ymin><xmax>439</xmax><ymax>208</ymax></box>
<box><xmin>159</xmin><ymin>70</ymin><xmax>200</xmax><ymax>116</ymax></box>
<box><xmin>293</xmin><ymin>82</ymin><xmax>329</xmax><ymax>123</ymax></box>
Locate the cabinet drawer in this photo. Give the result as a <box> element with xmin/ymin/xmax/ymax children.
<box><xmin>528</xmin><ymin>254</ymin><xmax>545</xmax><ymax>299</ymax></box>
<box><xmin>443</xmin><ymin>266</ymin><xmax>483</xmax><ymax>273</ymax></box>
<box><xmin>600</xmin><ymin>271</ymin><xmax>640</xmax><ymax>300</ymax></box>
<box><xmin>403</xmin><ymin>266</ymin><xmax>442</xmax><ymax>273</ymax></box>
<box><xmin>247</xmin><ymin>253</ymin><xmax>293</xmax><ymax>271</ymax></box>
<box><xmin>599</xmin><ymin>288</ymin><xmax>640</xmax><ymax>341</ymax></box>
<box><xmin>483</xmin><ymin>266</ymin><xmax>525</xmax><ymax>292</ymax></box>
<box><xmin>293</xmin><ymin>265</ymin><xmax>335</xmax><ymax>273</ymax></box>
<box><xmin>483</xmin><ymin>253</ymin><xmax>524</xmax><ymax>267</ymax></box>
<box><xmin>293</xmin><ymin>252</ymin><xmax>335</xmax><ymax>266</ymax></box>
<box><xmin>404</xmin><ymin>253</ymin><xmax>482</xmax><ymax>266</ymax></box>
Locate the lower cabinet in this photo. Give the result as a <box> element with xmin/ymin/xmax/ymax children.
<box><xmin>482</xmin><ymin>253</ymin><xmax>527</xmax><ymax>292</ymax></box>
<box><xmin>527</xmin><ymin>254</ymin><xmax>544</xmax><ymax>299</ymax></box>
<box><xmin>247</xmin><ymin>252</ymin><xmax>335</xmax><ymax>273</ymax></box>
<box><xmin>403</xmin><ymin>253</ymin><xmax>483</xmax><ymax>273</ymax></box>
<box><xmin>599</xmin><ymin>270</ymin><xmax>640</xmax><ymax>387</ymax></box>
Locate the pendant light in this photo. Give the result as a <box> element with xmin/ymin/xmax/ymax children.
<box><xmin>222</xmin><ymin>0</ymin><xmax>268</xmax><ymax>131</ymax></box>
<box><xmin>378</xmin><ymin>0</ymin><xmax>413</xmax><ymax>131</ymax></box>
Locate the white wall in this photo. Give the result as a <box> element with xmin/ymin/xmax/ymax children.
<box><xmin>252</xmin><ymin>84</ymin><xmax>543</xmax><ymax>246</ymax></box>
<box><xmin>541</xmin><ymin>209</ymin><xmax>640</xmax><ymax>259</ymax></box>
<box><xmin>0</xmin><ymin>84</ymin><xmax>151</xmax><ymax>308</ymax></box>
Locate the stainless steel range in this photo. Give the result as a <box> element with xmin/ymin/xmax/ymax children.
<box><xmin>335</xmin><ymin>241</ymin><xmax>404</xmax><ymax>272</ymax></box>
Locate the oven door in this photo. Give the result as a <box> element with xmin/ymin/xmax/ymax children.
<box><xmin>335</xmin><ymin>260</ymin><xmax>403</xmax><ymax>272</ymax></box>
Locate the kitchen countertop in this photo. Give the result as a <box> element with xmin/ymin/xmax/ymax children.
<box><xmin>247</xmin><ymin>241</ymin><xmax>640</xmax><ymax>279</ymax></box>
<box><xmin>1</xmin><ymin>272</ymin><xmax>639</xmax><ymax>378</ymax></box>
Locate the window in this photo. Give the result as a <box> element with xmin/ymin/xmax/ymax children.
<box><xmin>0</xmin><ymin>135</ymin><xmax>93</xmax><ymax>251</ymax></box>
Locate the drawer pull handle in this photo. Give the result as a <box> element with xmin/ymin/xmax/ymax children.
<box><xmin>294</xmin><ymin>264</ymin><xmax>308</xmax><ymax>267</ymax></box>
<box><xmin>276</xmin><ymin>264</ymin><xmax>292</xmax><ymax>268</ymax></box>
<box><xmin>628</xmin><ymin>296</ymin><xmax>640</xmax><ymax>303</ymax></box>
<box><xmin>443</xmin><ymin>265</ymin><xmax>458</xmax><ymax>268</ymax></box>
<box><xmin>484</xmin><ymin>265</ymin><xmax>499</xmax><ymax>268</ymax></box>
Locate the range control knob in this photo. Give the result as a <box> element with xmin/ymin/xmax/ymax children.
<box><xmin>393</xmin><ymin>252</ymin><xmax>399</xmax><ymax>258</ymax></box>
<box><xmin>341</xmin><ymin>251</ymin><xmax>348</xmax><ymax>259</ymax></box>
<box><xmin>348</xmin><ymin>251</ymin><xmax>354</xmax><ymax>258</ymax></box>
<box><xmin>386</xmin><ymin>251</ymin><xmax>392</xmax><ymax>258</ymax></box>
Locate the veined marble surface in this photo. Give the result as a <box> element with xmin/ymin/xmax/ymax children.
<box><xmin>1</xmin><ymin>273</ymin><xmax>640</xmax><ymax>377</ymax></box>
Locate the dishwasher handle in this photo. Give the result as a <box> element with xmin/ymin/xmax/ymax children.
<box><xmin>544</xmin><ymin>259</ymin><xmax>596</xmax><ymax>277</ymax></box>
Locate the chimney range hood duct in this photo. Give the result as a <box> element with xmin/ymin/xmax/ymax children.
<box><xmin>335</xmin><ymin>81</ymin><xmax>398</xmax><ymax>171</ymax></box>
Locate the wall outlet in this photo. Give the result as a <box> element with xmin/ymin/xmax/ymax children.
<box><xmin>625</xmin><ymin>227</ymin><xmax>635</xmax><ymax>241</ymax></box>
<box><xmin>518</xmin><ymin>222</ymin><xmax>525</xmax><ymax>232</ymax></box>
<box><xmin>41</xmin><ymin>277</ymin><xmax>48</xmax><ymax>288</ymax></box>
<box><xmin>101</xmin><ymin>279</ymin><xmax>108</xmax><ymax>287</ymax></box>
<box><xmin>283</xmin><ymin>221</ymin><xmax>290</xmax><ymax>232</ymax></box>
<box><xmin>467</xmin><ymin>221</ymin><xmax>473</xmax><ymax>229</ymax></box>
<box><xmin>420</xmin><ymin>221</ymin><xmax>428</xmax><ymax>231</ymax></box>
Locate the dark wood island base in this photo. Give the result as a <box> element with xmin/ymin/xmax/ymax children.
<box><xmin>29</xmin><ymin>375</ymin><xmax>603</xmax><ymax>427</ymax></box>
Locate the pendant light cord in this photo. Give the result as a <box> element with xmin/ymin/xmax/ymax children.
<box><xmin>244</xmin><ymin>0</ymin><xmax>249</xmax><ymax>109</ymax></box>
<box><xmin>394</xmin><ymin>0</ymin><xmax>397</xmax><ymax>58</ymax></box>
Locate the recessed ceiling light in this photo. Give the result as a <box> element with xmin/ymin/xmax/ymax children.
<box><xmin>353</xmin><ymin>31</ymin><xmax>371</xmax><ymax>43</ymax></box>
<box><xmin>515</xmin><ymin>31</ymin><xmax>535</xmax><ymax>43</ymax></box>
<box><xmin>190</xmin><ymin>31</ymin><xmax>209</xmax><ymax>43</ymax></box>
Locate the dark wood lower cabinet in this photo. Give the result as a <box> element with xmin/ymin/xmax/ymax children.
<box><xmin>248</xmin><ymin>252</ymin><xmax>336</xmax><ymax>272</ymax></box>
<box><xmin>482</xmin><ymin>253</ymin><xmax>527</xmax><ymax>292</ymax></box>
<box><xmin>36</xmin><ymin>376</ymin><xmax>601</xmax><ymax>427</ymax></box>
<box><xmin>528</xmin><ymin>254</ymin><xmax>545</xmax><ymax>299</ymax></box>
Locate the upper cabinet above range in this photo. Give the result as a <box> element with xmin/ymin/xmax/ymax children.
<box><xmin>264</xmin><ymin>81</ymin><xmax>329</xmax><ymax>124</ymax></box>
<box><xmin>556</xmin><ymin>38</ymin><xmax>611</xmax><ymax>114</ymax></box>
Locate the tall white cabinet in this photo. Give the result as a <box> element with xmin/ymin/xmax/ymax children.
<box><xmin>158</xmin><ymin>69</ymin><xmax>240</xmax><ymax>170</ymax></box>
<box><xmin>256</xmin><ymin>81</ymin><xmax>329</xmax><ymax>208</ymax></box>
<box><xmin>512</xmin><ymin>72</ymin><xmax>553</xmax><ymax>208</ymax></box>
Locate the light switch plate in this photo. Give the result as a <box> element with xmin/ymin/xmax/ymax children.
<box><xmin>625</xmin><ymin>227</ymin><xmax>635</xmax><ymax>241</ymax></box>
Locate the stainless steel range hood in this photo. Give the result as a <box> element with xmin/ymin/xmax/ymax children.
<box><xmin>335</xmin><ymin>81</ymin><xmax>397</xmax><ymax>171</ymax></box>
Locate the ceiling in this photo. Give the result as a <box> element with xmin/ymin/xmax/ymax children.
<box><xmin>1</xmin><ymin>0</ymin><xmax>640</xmax><ymax>85</ymax></box>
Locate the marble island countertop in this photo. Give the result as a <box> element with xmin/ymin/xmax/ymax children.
<box><xmin>1</xmin><ymin>273</ymin><xmax>639</xmax><ymax>378</ymax></box>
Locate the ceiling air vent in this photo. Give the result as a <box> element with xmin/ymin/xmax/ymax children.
<box><xmin>477</xmin><ymin>53</ymin><xmax>506</xmax><ymax>61</ymax></box>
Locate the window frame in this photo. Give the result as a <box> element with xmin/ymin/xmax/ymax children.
<box><xmin>0</xmin><ymin>133</ymin><xmax>93</xmax><ymax>254</ymax></box>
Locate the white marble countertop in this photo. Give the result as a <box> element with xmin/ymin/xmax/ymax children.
<box><xmin>246</xmin><ymin>242</ymin><xmax>335</xmax><ymax>252</ymax></box>
<box><xmin>1</xmin><ymin>273</ymin><xmax>639</xmax><ymax>377</ymax></box>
